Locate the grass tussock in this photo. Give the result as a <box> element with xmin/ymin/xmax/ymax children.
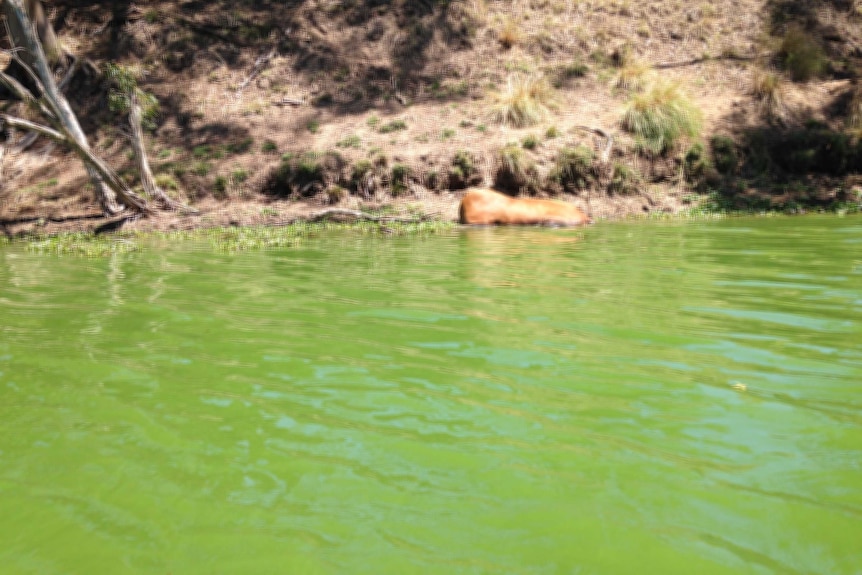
<box><xmin>848</xmin><ymin>85</ymin><xmax>862</xmax><ymax>136</ymax></box>
<box><xmin>551</xmin><ymin>145</ymin><xmax>595</xmax><ymax>192</ymax></box>
<box><xmin>494</xmin><ymin>143</ymin><xmax>538</xmax><ymax>193</ymax></box>
<box><xmin>615</xmin><ymin>59</ymin><xmax>651</xmax><ymax>91</ymax></box>
<box><xmin>622</xmin><ymin>81</ymin><xmax>702</xmax><ymax>156</ymax></box>
<box><xmin>608</xmin><ymin>162</ymin><xmax>641</xmax><ymax>195</ymax></box>
<box><xmin>778</xmin><ymin>26</ymin><xmax>826</xmax><ymax>82</ymax></box>
<box><xmin>498</xmin><ymin>17</ymin><xmax>522</xmax><ymax>49</ymax></box>
<box><xmin>710</xmin><ymin>135</ymin><xmax>739</xmax><ymax>175</ymax></box>
<box><xmin>448</xmin><ymin>150</ymin><xmax>482</xmax><ymax>189</ymax></box>
<box><xmin>751</xmin><ymin>69</ymin><xmax>787</xmax><ymax>123</ymax></box>
<box><xmin>492</xmin><ymin>74</ymin><xmax>555</xmax><ymax>128</ymax></box>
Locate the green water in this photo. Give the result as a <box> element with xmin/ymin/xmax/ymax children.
<box><xmin>1</xmin><ymin>216</ymin><xmax>861</xmax><ymax>574</ymax></box>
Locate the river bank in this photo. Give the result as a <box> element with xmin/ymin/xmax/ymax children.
<box><xmin>3</xmin><ymin>189</ymin><xmax>860</xmax><ymax>256</ymax></box>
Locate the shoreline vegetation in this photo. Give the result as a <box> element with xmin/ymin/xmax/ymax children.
<box><xmin>3</xmin><ymin>204</ymin><xmax>860</xmax><ymax>257</ymax></box>
<box><xmin>2</xmin><ymin>1</ymin><xmax>862</xmax><ymax>245</ymax></box>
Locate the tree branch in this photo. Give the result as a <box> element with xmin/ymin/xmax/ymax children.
<box><xmin>3</xmin><ymin>0</ymin><xmax>130</xmax><ymax>214</ymax></box>
<box><xmin>128</xmin><ymin>91</ymin><xmax>197</xmax><ymax>213</ymax></box>
<box><xmin>0</xmin><ymin>112</ymin><xmax>151</xmax><ymax>213</ymax></box>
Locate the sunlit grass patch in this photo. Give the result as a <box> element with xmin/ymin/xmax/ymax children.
<box><xmin>615</xmin><ymin>59</ymin><xmax>651</xmax><ymax>91</ymax></box>
<box><xmin>622</xmin><ymin>81</ymin><xmax>702</xmax><ymax>156</ymax></box>
<box><xmin>491</xmin><ymin>74</ymin><xmax>555</xmax><ymax>127</ymax></box>
<box><xmin>751</xmin><ymin>69</ymin><xmax>787</xmax><ymax>122</ymax></box>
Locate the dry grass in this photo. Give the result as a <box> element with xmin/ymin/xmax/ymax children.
<box><xmin>751</xmin><ymin>69</ymin><xmax>787</xmax><ymax>123</ymax></box>
<box><xmin>491</xmin><ymin>74</ymin><xmax>555</xmax><ymax>127</ymax></box>
<box><xmin>615</xmin><ymin>59</ymin><xmax>651</xmax><ymax>91</ymax></box>
<box><xmin>5</xmin><ymin>0</ymin><xmax>861</xmax><ymax>230</ymax></box>
<box><xmin>622</xmin><ymin>80</ymin><xmax>703</xmax><ymax>155</ymax></box>
<box><xmin>498</xmin><ymin>17</ymin><xmax>522</xmax><ymax>49</ymax></box>
<box><xmin>848</xmin><ymin>84</ymin><xmax>862</xmax><ymax>136</ymax></box>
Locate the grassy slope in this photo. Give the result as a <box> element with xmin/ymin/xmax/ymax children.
<box><xmin>2</xmin><ymin>0</ymin><xmax>862</xmax><ymax>235</ymax></box>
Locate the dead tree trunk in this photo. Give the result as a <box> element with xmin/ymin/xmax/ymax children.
<box><xmin>129</xmin><ymin>91</ymin><xmax>194</xmax><ymax>212</ymax></box>
<box><xmin>4</xmin><ymin>0</ymin><xmax>63</xmax><ymax>67</ymax></box>
<box><xmin>2</xmin><ymin>0</ymin><xmax>138</xmax><ymax>215</ymax></box>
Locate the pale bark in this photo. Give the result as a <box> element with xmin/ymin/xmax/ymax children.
<box><xmin>3</xmin><ymin>0</ymin><xmax>143</xmax><ymax>215</ymax></box>
<box><xmin>0</xmin><ymin>113</ymin><xmax>150</xmax><ymax>213</ymax></box>
<box><xmin>129</xmin><ymin>91</ymin><xmax>195</xmax><ymax>213</ymax></box>
<box><xmin>3</xmin><ymin>0</ymin><xmax>62</xmax><ymax>68</ymax></box>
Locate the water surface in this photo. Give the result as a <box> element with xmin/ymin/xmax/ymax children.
<box><xmin>1</xmin><ymin>216</ymin><xmax>861</xmax><ymax>574</ymax></box>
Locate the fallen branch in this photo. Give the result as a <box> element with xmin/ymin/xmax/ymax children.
<box><xmin>655</xmin><ymin>53</ymin><xmax>761</xmax><ymax>69</ymax></box>
<box><xmin>307</xmin><ymin>208</ymin><xmax>431</xmax><ymax>223</ymax></box>
<box><xmin>175</xmin><ymin>16</ymin><xmax>250</xmax><ymax>47</ymax></box>
<box><xmin>261</xmin><ymin>208</ymin><xmax>433</xmax><ymax>226</ymax></box>
<box><xmin>277</xmin><ymin>96</ymin><xmax>304</xmax><ymax>106</ymax></box>
<box><xmin>236</xmin><ymin>46</ymin><xmax>276</xmax><ymax>94</ymax></box>
<box><xmin>93</xmin><ymin>213</ymin><xmax>141</xmax><ymax>235</ymax></box>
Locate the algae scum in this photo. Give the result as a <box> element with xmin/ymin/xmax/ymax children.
<box><xmin>1</xmin><ymin>216</ymin><xmax>861</xmax><ymax>573</ymax></box>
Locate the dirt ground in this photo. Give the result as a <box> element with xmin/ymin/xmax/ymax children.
<box><xmin>1</xmin><ymin>0</ymin><xmax>861</xmax><ymax>238</ymax></box>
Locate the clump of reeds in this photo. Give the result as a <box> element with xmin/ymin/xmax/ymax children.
<box><xmin>492</xmin><ymin>74</ymin><xmax>554</xmax><ymax>127</ymax></box>
<box><xmin>622</xmin><ymin>81</ymin><xmax>702</xmax><ymax>156</ymax></box>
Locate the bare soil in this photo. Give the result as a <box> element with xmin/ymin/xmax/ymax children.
<box><xmin>2</xmin><ymin>0</ymin><xmax>861</xmax><ymax>238</ymax></box>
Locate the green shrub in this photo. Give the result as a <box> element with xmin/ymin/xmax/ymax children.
<box><xmin>710</xmin><ymin>136</ymin><xmax>738</xmax><ymax>174</ymax></box>
<box><xmin>261</xmin><ymin>139</ymin><xmax>278</xmax><ymax>153</ymax></box>
<box><xmin>779</xmin><ymin>27</ymin><xmax>826</xmax><ymax>82</ymax></box>
<box><xmin>608</xmin><ymin>163</ymin><xmax>640</xmax><ymax>195</ymax></box>
<box><xmin>683</xmin><ymin>142</ymin><xmax>711</xmax><ymax>181</ymax></box>
<box><xmin>494</xmin><ymin>143</ymin><xmax>538</xmax><ymax>193</ymax></box>
<box><xmin>326</xmin><ymin>185</ymin><xmax>348</xmax><ymax>203</ymax></box>
<box><xmin>448</xmin><ymin>150</ymin><xmax>481</xmax><ymax>189</ymax></box>
<box><xmin>522</xmin><ymin>134</ymin><xmax>539</xmax><ymax>149</ymax></box>
<box><xmin>622</xmin><ymin>81</ymin><xmax>702</xmax><ymax>156</ymax></box>
<box><xmin>379</xmin><ymin>119</ymin><xmax>408</xmax><ymax>133</ymax></box>
<box><xmin>336</xmin><ymin>134</ymin><xmax>362</xmax><ymax>148</ymax></box>
<box><xmin>391</xmin><ymin>163</ymin><xmax>410</xmax><ymax>195</ymax></box>
<box><xmin>563</xmin><ymin>60</ymin><xmax>589</xmax><ymax>78</ymax></box>
<box><xmin>551</xmin><ymin>145</ymin><xmax>595</xmax><ymax>191</ymax></box>
<box><xmin>553</xmin><ymin>60</ymin><xmax>589</xmax><ymax>87</ymax></box>
<box><xmin>213</xmin><ymin>175</ymin><xmax>228</xmax><ymax>198</ymax></box>
<box><xmin>225</xmin><ymin>137</ymin><xmax>253</xmax><ymax>154</ymax></box>
<box><xmin>265</xmin><ymin>151</ymin><xmax>346</xmax><ymax>197</ymax></box>
<box><xmin>193</xmin><ymin>161</ymin><xmax>211</xmax><ymax>176</ymax></box>
<box><xmin>155</xmin><ymin>173</ymin><xmax>180</xmax><ymax>191</ymax></box>
<box><xmin>193</xmin><ymin>145</ymin><xmax>211</xmax><ymax>159</ymax></box>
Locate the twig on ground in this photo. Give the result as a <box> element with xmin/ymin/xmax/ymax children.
<box><xmin>236</xmin><ymin>47</ymin><xmax>276</xmax><ymax>94</ymax></box>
